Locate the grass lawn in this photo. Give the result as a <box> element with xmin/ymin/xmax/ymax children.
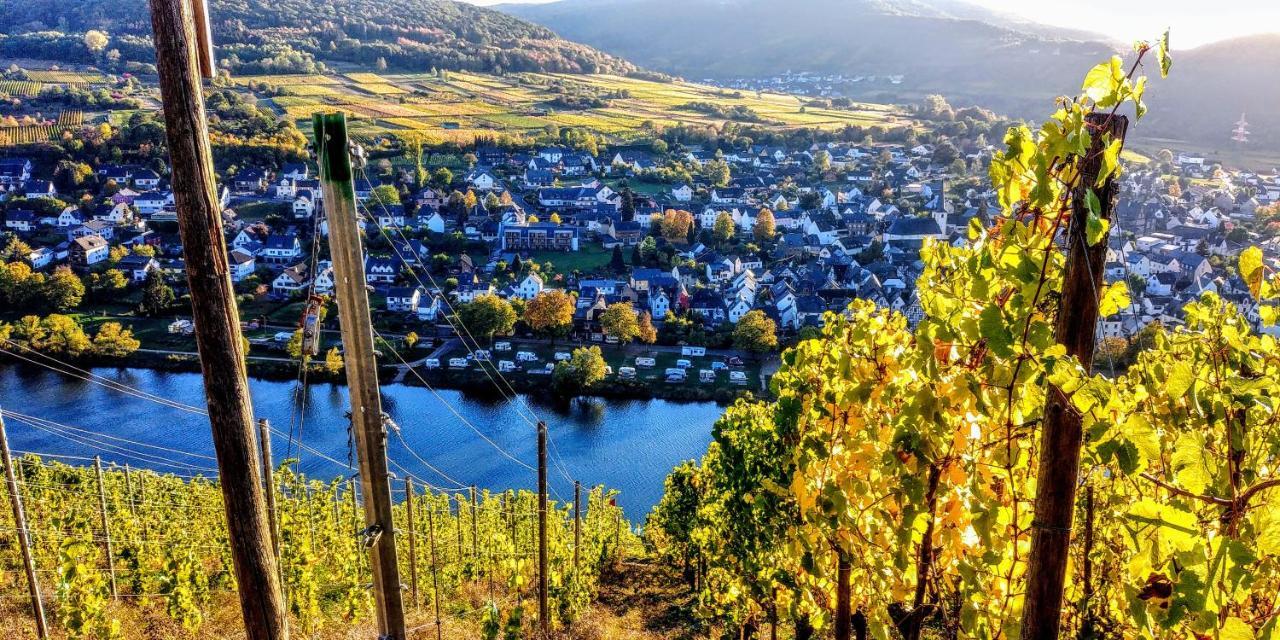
<box><xmin>233</xmin><ymin>200</ymin><xmax>291</xmax><ymax>221</ymax></box>
<box><xmin>525</xmin><ymin>245</ymin><xmax>613</xmax><ymax>278</ymax></box>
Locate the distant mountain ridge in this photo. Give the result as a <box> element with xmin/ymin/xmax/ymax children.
<box><xmin>500</xmin><ymin>0</ymin><xmax>1280</xmax><ymax>148</ymax></box>
<box><xmin>0</xmin><ymin>0</ymin><xmax>637</xmax><ymax>75</ymax></box>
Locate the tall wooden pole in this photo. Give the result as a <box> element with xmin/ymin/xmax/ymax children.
<box><xmin>1020</xmin><ymin>112</ymin><xmax>1129</xmax><ymax>640</ymax></box>
<box><xmin>835</xmin><ymin>551</ymin><xmax>851</xmax><ymax>640</ymax></box>
<box><xmin>145</xmin><ymin>3</ymin><xmax>285</xmax><ymax>637</ymax></box>
<box><xmin>0</xmin><ymin>410</ymin><xmax>49</xmax><ymax>640</ymax></box>
<box><xmin>404</xmin><ymin>476</ymin><xmax>419</xmax><ymax>607</ymax></box>
<box><xmin>573</xmin><ymin>480</ymin><xmax>581</xmax><ymax>572</ymax></box>
<box><xmin>537</xmin><ymin>421</ymin><xmax>549</xmax><ymax>639</ymax></box>
<box><xmin>257</xmin><ymin>419</ymin><xmax>280</xmax><ymax>562</ymax></box>
<box><xmin>426</xmin><ymin>502</ymin><xmax>443</xmax><ymax>640</ymax></box>
<box><xmin>93</xmin><ymin>456</ymin><xmax>118</xmax><ymax>598</ymax></box>
<box><xmin>314</xmin><ymin>112</ymin><xmax>407</xmax><ymax>640</ymax></box>
<box><xmin>470</xmin><ymin>485</ymin><xmax>479</xmax><ymax>562</ymax></box>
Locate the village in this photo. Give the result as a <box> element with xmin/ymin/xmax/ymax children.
<box><xmin>3</xmin><ymin>106</ymin><xmax>1280</xmax><ymax>397</ymax></box>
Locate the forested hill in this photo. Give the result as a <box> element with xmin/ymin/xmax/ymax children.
<box><xmin>0</xmin><ymin>0</ymin><xmax>638</xmax><ymax>76</ymax></box>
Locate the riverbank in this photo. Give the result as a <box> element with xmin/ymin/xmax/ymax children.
<box><xmin>3</xmin><ymin>347</ymin><xmax>764</xmax><ymax>405</ymax></box>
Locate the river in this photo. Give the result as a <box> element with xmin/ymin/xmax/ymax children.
<box><xmin>0</xmin><ymin>363</ymin><xmax>723</xmax><ymax>519</ymax></box>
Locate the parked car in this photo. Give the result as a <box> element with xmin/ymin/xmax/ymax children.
<box><xmin>605</xmin><ymin>335</ymin><xmax>619</xmax><ymax>344</ymax></box>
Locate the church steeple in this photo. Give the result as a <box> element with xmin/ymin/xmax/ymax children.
<box><xmin>1232</xmin><ymin>113</ymin><xmax>1249</xmax><ymax>144</ymax></box>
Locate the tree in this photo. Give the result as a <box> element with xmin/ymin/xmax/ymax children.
<box><xmin>713</xmin><ymin>212</ymin><xmax>735</xmax><ymax>244</ymax></box>
<box><xmin>732</xmin><ymin>310</ymin><xmax>777</xmax><ymax>356</ymax></box>
<box><xmin>704</xmin><ymin>159</ymin><xmax>731</xmax><ymax>187</ymax></box>
<box><xmin>285</xmin><ymin>329</ymin><xmax>305</xmax><ymax>359</ymax></box>
<box><xmin>138</xmin><ymin>270</ymin><xmax>175</xmax><ymax>317</ymax></box>
<box><xmin>637</xmin><ymin>311</ymin><xmax>658</xmax><ymax>344</ymax></box>
<box><xmin>44</xmin><ymin>266</ymin><xmax>85</xmax><ymax>311</ymax></box>
<box><xmin>370</xmin><ymin>184</ymin><xmax>401</xmax><ymax>206</ymax></box>
<box><xmin>92</xmin><ymin>322</ymin><xmax>140</xmax><ymax>357</ymax></box>
<box><xmin>599</xmin><ymin>302</ymin><xmax>639</xmax><ymax>344</ymax></box>
<box><xmin>404</xmin><ymin>331</ymin><xmax>419</xmax><ymax>349</ymax></box>
<box><xmin>95</xmin><ymin>269</ymin><xmax>128</xmax><ymax>297</ymax></box>
<box><xmin>753</xmin><ymin>208</ymin><xmax>776</xmax><ymax>243</ymax></box>
<box><xmin>324</xmin><ymin>347</ymin><xmax>344</xmax><ymax>373</ymax></box>
<box><xmin>813</xmin><ymin>150</ymin><xmax>831</xmax><ymax>173</ymax></box>
<box><xmin>39</xmin><ymin>314</ymin><xmax>92</xmax><ymax>357</ymax></box>
<box><xmin>84</xmin><ymin>30</ymin><xmax>110</xmax><ymax>54</ymax></box>
<box><xmin>610</xmin><ymin>245</ymin><xmax>626</xmax><ymax>273</ymax></box>
<box><xmin>551</xmin><ymin>346</ymin><xmax>607</xmax><ymax>395</ymax></box>
<box><xmin>1</xmin><ymin>237</ymin><xmax>33</xmax><ymax>262</ymax></box>
<box><xmin>548</xmin><ymin>212</ymin><xmax>561</xmax><ymax>225</ymax></box>
<box><xmin>456</xmin><ymin>294</ymin><xmax>516</xmax><ymax>343</ymax></box>
<box><xmin>375</xmin><ymin>56</ymin><xmax>388</xmax><ymax>71</ymax></box>
<box><xmin>524</xmin><ymin>290</ymin><xmax>575</xmax><ymax>340</ymax></box>
<box><xmin>660</xmin><ymin>209</ymin><xmax>694</xmax><ymax>243</ymax></box>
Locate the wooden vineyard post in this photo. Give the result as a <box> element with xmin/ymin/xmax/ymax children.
<box><xmin>0</xmin><ymin>409</ymin><xmax>49</xmax><ymax>640</ymax></box>
<box><xmin>93</xmin><ymin>456</ymin><xmax>118</xmax><ymax>598</ymax></box>
<box><xmin>426</xmin><ymin>501</ymin><xmax>443</xmax><ymax>640</ymax></box>
<box><xmin>257</xmin><ymin>419</ymin><xmax>280</xmax><ymax>562</ymax></box>
<box><xmin>348</xmin><ymin>479</ymin><xmax>362</xmax><ymax>581</ymax></box>
<box><xmin>124</xmin><ymin>464</ymin><xmax>136</xmax><ymax>517</ymax></box>
<box><xmin>456</xmin><ymin>494</ymin><xmax>464</xmax><ymax>563</ymax></box>
<box><xmin>835</xmin><ymin>551</ymin><xmax>851</xmax><ymax>640</ymax></box>
<box><xmin>315</xmin><ymin>111</ymin><xmax>406</xmax><ymax>639</ymax></box>
<box><xmin>1020</xmin><ymin>112</ymin><xmax>1129</xmax><ymax>640</ymax></box>
<box><xmin>573</xmin><ymin>480</ymin><xmax>581</xmax><ymax>572</ymax></box>
<box><xmin>470</xmin><ymin>485</ymin><xmax>479</xmax><ymax>563</ymax></box>
<box><xmin>405</xmin><ymin>476</ymin><xmax>419</xmax><ymax>608</ymax></box>
<box><xmin>146</xmin><ymin>1</ymin><xmax>286</xmax><ymax>637</ymax></box>
<box><xmin>537</xmin><ymin>421</ymin><xmax>549</xmax><ymax>639</ymax></box>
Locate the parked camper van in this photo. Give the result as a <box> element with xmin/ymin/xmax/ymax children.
<box><xmin>675</xmin><ymin>359</ymin><xmax>692</xmax><ymax>369</ymax></box>
<box><xmin>729</xmin><ymin>371</ymin><xmax>748</xmax><ymax>385</ymax></box>
<box><xmin>473</xmin><ymin>349</ymin><xmax>491</xmax><ymax>361</ymax></box>
<box><xmin>635</xmin><ymin>357</ymin><xmax>656</xmax><ymax>368</ymax></box>
<box><xmin>424</xmin><ymin>358</ymin><xmax>441</xmax><ymax>369</ymax></box>
<box><xmin>448</xmin><ymin>358</ymin><xmax>469</xmax><ymax>369</ymax></box>
<box><xmin>681</xmin><ymin>346</ymin><xmax>706</xmax><ymax>357</ymax></box>
<box><xmin>516</xmin><ymin>351</ymin><xmax>538</xmax><ymax>362</ymax></box>
<box><xmin>554</xmin><ymin>352</ymin><xmax>571</xmax><ymax>361</ymax></box>
<box><xmin>618</xmin><ymin>366</ymin><xmax>636</xmax><ymax>379</ymax></box>
<box><xmin>497</xmin><ymin>360</ymin><xmax>515</xmax><ymax>373</ymax></box>
<box><xmin>494</xmin><ymin>341</ymin><xmax>512</xmax><ymax>351</ymax></box>
<box><xmin>699</xmin><ymin>369</ymin><xmax>715</xmax><ymax>383</ymax></box>
<box><xmin>664</xmin><ymin>368</ymin><xmax>687</xmax><ymax>382</ymax></box>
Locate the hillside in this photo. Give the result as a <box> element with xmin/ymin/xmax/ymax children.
<box><xmin>499</xmin><ymin>0</ymin><xmax>1115</xmax><ymax>110</ymax></box>
<box><xmin>0</xmin><ymin>0</ymin><xmax>637</xmax><ymax>76</ymax></box>
<box><xmin>1139</xmin><ymin>33</ymin><xmax>1280</xmax><ymax>152</ymax></box>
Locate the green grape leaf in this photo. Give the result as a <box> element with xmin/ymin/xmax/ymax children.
<box><xmin>1099</xmin><ymin>281</ymin><xmax>1130</xmax><ymax>317</ymax></box>
<box><xmin>979</xmin><ymin>304</ymin><xmax>1014</xmax><ymax>358</ymax></box>
<box><xmin>1240</xmin><ymin>246</ymin><xmax>1264</xmax><ymax>299</ymax></box>
<box><xmin>1157</xmin><ymin>29</ymin><xmax>1173</xmax><ymax>78</ymax></box>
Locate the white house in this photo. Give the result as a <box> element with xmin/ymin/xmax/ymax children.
<box><xmin>514</xmin><ymin>273</ymin><xmax>544</xmax><ymax>300</ymax></box>
<box><xmin>672</xmin><ymin>184</ymin><xmax>693</xmax><ymax>202</ymax></box>
<box><xmin>386</xmin><ymin>286</ymin><xmax>423</xmax><ymax>313</ymax></box>
<box><xmin>272</xmin><ymin>263</ymin><xmax>311</xmax><ymax>296</ymax></box>
<box><xmin>229</xmin><ymin>249</ymin><xmax>256</xmax><ymax>282</ymax></box>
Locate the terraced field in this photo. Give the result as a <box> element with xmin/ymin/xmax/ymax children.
<box><xmin>242</xmin><ymin>70</ymin><xmax>908</xmax><ymax>145</ymax></box>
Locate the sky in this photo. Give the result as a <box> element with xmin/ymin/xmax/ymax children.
<box><xmin>461</xmin><ymin>0</ymin><xmax>1279</xmax><ymax>48</ymax></box>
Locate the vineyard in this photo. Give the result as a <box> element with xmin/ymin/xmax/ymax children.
<box><xmin>645</xmin><ymin>37</ymin><xmax>1280</xmax><ymax>640</ymax></box>
<box><xmin>0</xmin><ymin>452</ymin><xmax>637</xmax><ymax>638</ymax></box>
<box><xmin>0</xmin><ymin>124</ymin><xmax>63</xmax><ymax>145</ymax></box>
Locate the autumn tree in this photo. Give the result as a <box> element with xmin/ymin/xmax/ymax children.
<box><xmin>92</xmin><ymin>322</ymin><xmax>140</xmax><ymax>357</ymax></box>
<box><xmin>753</xmin><ymin>208</ymin><xmax>776</xmax><ymax>243</ymax></box>
<box><xmin>713</xmin><ymin>212</ymin><xmax>735</xmax><ymax>243</ymax></box>
<box><xmin>551</xmin><ymin>346</ymin><xmax>608</xmax><ymax>395</ymax></box>
<box><xmin>637</xmin><ymin>311</ymin><xmax>658</xmax><ymax>344</ymax></box>
<box><xmin>661</xmin><ymin>209</ymin><xmax>694</xmax><ymax>243</ymax></box>
<box><xmin>524</xmin><ymin>290</ymin><xmax>575</xmax><ymax>341</ymax></box>
<box><xmin>138</xmin><ymin>270</ymin><xmax>175</xmax><ymax>317</ymax></box>
<box><xmin>599</xmin><ymin>302</ymin><xmax>639</xmax><ymax>344</ymax></box>
<box><xmin>44</xmin><ymin>266</ymin><xmax>85</xmax><ymax>311</ymax></box>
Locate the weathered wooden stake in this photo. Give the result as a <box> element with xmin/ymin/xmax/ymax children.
<box><xmin>257</xmin><ymin>419</ymin><xmax>280</xmax><ymax>562</ymax></box>
<box><xmin>1020</xmin><ymin>113</ymin><xmax>1128</xmax><ymax>640</ymax></box>
<box><xmin>835</xmin><ymin>550</ymin><xmax>851</xmax><ymax>640</ymax></box>
<box><xmin>146</xmin><ymin>1</ymin><xmax>286</xmax><ymax>637</ymax></box>
<box><xmin>316</xmin><ymin>110</ymin><xmax>407</xmax><ymax>639</ymax></box>
<box><xmin>573</xmin><ymin>480</ymin><xmax>581</xmax><ymax>572</ymax></box>
<box><xmin>124</xmin><ymin>464</ymin><xmax>136</xmax><ymax>517</ymax></box>
<box><xmin>404</xmin><ymin>476</ymin><xmax>419</xmax><ymax>607</ymax></box>
<box><xmin>1</xmin><ymin>410</ymin><xmax>49</xmax><ymax>639</ymax></box>
<box><xmin>426</xmin><ymin>502</ymin><xmax>443</xmax><ymax>640</ymax></box>
<box><xmin>470</xmin><ymin>485</ymin><xmax>479</xmax><ymax>563</ymax></box>
<box><xmin>537</xmin><ymin>421</ymin><xmax>549</xmax><ymax>639</ymax></box>
<box><xmin>93</xmin><ymin>456</ymin><xmax>118</xmax><ymax>598</ymax></box>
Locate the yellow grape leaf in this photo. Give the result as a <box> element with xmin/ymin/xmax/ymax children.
<box><xmin>1219</xmin><ymin>617</ymin><xmax>1255</xmax><ymax>640</ymax></box>
<box><xmin>1240</xmin><ymin>246</ymin><xmax>1264</xmax><ymax>299</ymax></box>
<box><xmin>1171</xmin><ymin>431</ymin><xmax>1213</xmax><ymax>496</ymax></box>
<box><xmin>1099</xmin><ymin>281</ymin><xmax>1130</xmax><ymax>317</ymax></box>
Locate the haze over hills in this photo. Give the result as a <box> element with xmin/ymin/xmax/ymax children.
<box><xmin>499</xmin><ymin>0</ymin><xmax>1280</xmax><ymax>149</ymax></box>
<box><xmin>0</xmin><ymin>0</ymin><xmax>637</xmax><ymax>75</ymax></box>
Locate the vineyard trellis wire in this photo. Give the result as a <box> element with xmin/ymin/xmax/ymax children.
<box><xmin>0</xmin><ymin>451</ymin><xmax>639</xmax><ymax>637</ymax></box>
